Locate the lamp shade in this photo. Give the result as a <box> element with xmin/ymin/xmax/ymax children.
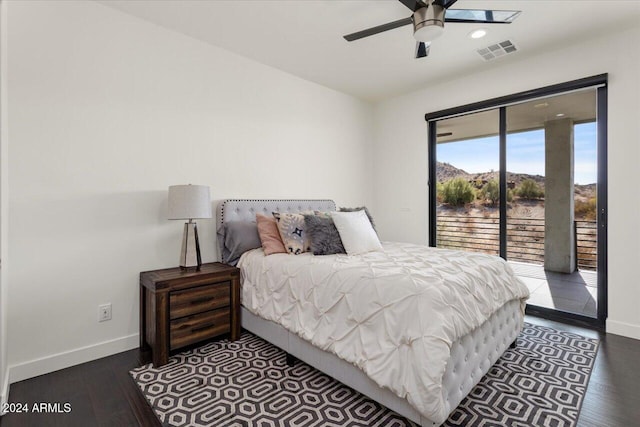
<box><xmin>168</xmin><ymin>185</ymin><xmax>212</xmax><ymax>220</ymax></box>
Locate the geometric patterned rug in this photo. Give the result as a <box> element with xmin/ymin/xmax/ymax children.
<box><xmin>131</xmin><ymin>323</ymin><xmax>598</xmax><ymax>427</ymax></box>
<box><xmin>444</xmin><ymin>323</ymin><xmax>598</xmax><ymax>427</ymax></box>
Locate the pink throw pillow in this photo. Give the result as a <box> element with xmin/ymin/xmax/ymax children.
<box><xmin>256</xmin><ymin>214</ymin><xmax>287</xmax><ymax>255</ymax></box>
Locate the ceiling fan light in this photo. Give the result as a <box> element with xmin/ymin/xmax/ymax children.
<box><xmin>414</xmin><ymin>22</ymin><xmax>444</xmax><ymax>42</ymax></box>
<box><xmin>413</xmin><ymin>4</ymin><xmax>445</xmax><ymax>42</ymax></box>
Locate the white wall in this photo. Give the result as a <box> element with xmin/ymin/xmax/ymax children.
<box><xmin>5</xmin><ymin>0</ymin><xmax>373</xmax><ymax>381</ymax></box>
<box><xmin>0</xmin><ymin>0</ymin><xmax>10</xmax><ymax>405</ymax></box>
<box><xmin>372</xmin><ymin>25</ymin><xmax>640</xmax><ymax>339</ymax></box>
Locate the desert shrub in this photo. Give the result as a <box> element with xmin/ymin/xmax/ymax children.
<box><xmin>575</xmin><ymin>197</ymin><xmax>597</xmax><ymax>220</ymax></box>
<box><xmin>479</xmin><ymin>180</ymin><xmax>514</xmax><ymax>205</ymax></box>
<box><xmin>480</xmin><ymin>180</ymin><xmax>499</xmax><ymax>205</ymax></box>
<box><xmin>516</xmin><ymin>179</ymin><xmax>544</xmax><ymax>199</ymax></box>
<box><xmin>440</xmin><ymin>177</ymin><xmax>476</xmax><ymax>206</ymax></box>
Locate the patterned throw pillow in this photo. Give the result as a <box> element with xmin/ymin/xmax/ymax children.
<box><xmin>272</xmin><ymin>212</ymin><xmax>310</xmax><ymax>255</ymax></box>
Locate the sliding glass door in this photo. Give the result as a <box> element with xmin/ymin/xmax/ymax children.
<box><xmin>427</xmin><ymin>76</ymin><xmax>607</xmax><ymax>328</ymax></box>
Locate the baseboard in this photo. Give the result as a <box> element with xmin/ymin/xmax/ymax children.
<box><xmin>606</xmin><ymin>319</ymin><xmax>640</xmax><ymax>340</ymax></box>
<box><xmin>9</xmin><ymin>333</ymin><xmax>139</xmax><ymax>384</ymax></box>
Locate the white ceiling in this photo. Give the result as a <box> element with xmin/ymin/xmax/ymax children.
<box><xmin>98</xmin><ymin>0</ymin><xmax>640</xmax><ymax>102</ymax></box>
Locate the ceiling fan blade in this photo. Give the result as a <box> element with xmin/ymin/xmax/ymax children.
<box><xmin>415</xmin><ymin>41</ymin><xmax>431</xmax><ymax>58</ymax></box>
<box><xmin>444</xmin><ymin>9</ymin><xmax>521</xmax><ymax>24</ymax></box>
<box><xmin>398</xmin><ymin>0</ymin><xmax>426</xmax><ymax>12</ymax></box>
<box><xmin>344</xmin><ymin>17</ymin><xmax>413</xmax><ymax>41</ymax></box>
<box><xmin>433</xmin><ymin>0</ymin><xmax>459</xmax><ymax>8</ymax></box>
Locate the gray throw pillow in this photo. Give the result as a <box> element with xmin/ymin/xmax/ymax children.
<box><xmin>217</xmin><ymin>221</ymin><xmax>261</xmax><ymax>266</ymax></box>
<box><xmin>339</xmin><ymin>206</ymin><xmax>376</xmax><ymax>231</ymax></box>
<box><xmin>304</xmin><ymin>214</ymin><xmax>346</xmax><ymax>255</ymax></box>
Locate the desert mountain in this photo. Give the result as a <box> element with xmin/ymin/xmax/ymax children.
<box><xmin>436</xmin><ymin>162</ymin><xmax>544</xmax><ymax>186</ymax></box>
<box><xmin>436</xmin><ymin>162</ymin><xmax>595</xmax><ymax>198</ymax></box>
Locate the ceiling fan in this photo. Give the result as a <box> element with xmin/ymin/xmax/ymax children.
<box><xmin>343</xmin><ymin>0</ymin><xmax>521</xmax><ymax>59</ymax></box>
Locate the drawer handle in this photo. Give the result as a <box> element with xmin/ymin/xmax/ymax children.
<box><xmin>190</xmin><ymin>297</ymin><xmax>215</xmax><ymax>305</ymax></box>
<box><xmin>192</xmin><ymin>323</ymin><xmax>215</xmax><ymax>333</ymax></box>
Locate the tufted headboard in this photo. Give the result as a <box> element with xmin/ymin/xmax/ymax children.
<box><xmin>216</xmin><ymin>199</ymin><xmax>336</xmax><ymax>262</ymax></box>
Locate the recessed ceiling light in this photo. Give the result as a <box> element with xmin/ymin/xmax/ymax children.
<box><xmin>468</xmin><ymin>29</ymin><xmax>488</xmax><ymax>39</ymax></box>
<box><xmin>534</xmin><ymin>102</ymin><xmax>549</xmax><ymax>109</ymax></box>
<box><xmin>556</xmin><ymin>113</ymin><xmax>565</xmax><ymax>117</ymax></box>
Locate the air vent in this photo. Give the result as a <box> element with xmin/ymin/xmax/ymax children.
<box><xmin>477</xmin><ymin>40</ymin><xmax>518</xmax><ymax>61</ymax></box>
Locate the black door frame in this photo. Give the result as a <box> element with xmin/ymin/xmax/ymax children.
<box><xmin>426</xmin><ymin>74</ymin><xmax>608</xmax><ymax>330</ymax></box>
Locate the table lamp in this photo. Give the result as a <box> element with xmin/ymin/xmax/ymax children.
<box><xmin>168</xmin><ymin>184</ymin><xmax>212</xmax><ymax>270</ymax></box>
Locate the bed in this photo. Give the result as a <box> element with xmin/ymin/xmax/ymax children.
<box><xmin>216</xmin><ymin>199</ymin><xmax>529</xmax><ymax>426</ymax></box>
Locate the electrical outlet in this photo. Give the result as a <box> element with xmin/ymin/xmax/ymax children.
<box><xmin>98</xmin><ymin>303</ymin><xmax>112</xmax><ymax>322</ymax></box>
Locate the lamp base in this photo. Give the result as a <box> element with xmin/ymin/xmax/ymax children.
<box><xmin>179</xmin><ymin>221</ymin><xmax>202</xmax><ymax>270</ymax></box>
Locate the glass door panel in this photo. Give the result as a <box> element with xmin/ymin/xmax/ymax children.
<box><xmin>506</xmin><ymin>89</ymin><xmax>598</xmax><ymax>318</ymax></box>
<box><xmin>435</xmin><ymin>109</ymin><xmax>500</xmax><ymax>256</ymax></box>
<box><xmin>505</xmin><ymin>126</ymin><xmax>545</xmax><ymax>267</ymax></box>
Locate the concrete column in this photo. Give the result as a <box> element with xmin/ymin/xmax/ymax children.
<box><xmin>544</xmin><ymin>118</ymin><xmax>575</xmax><ymax>273</ymax></box>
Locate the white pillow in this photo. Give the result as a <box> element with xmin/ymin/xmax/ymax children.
<box><xmin>330</xmin><ymin>210</ymin><xmax>382</xmax><ymax>255</ymax></box>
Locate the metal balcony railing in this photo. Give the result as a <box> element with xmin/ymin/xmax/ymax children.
<box><xmin>436</xmin><ymin>215</ymin><xmax>597</xmax><ymax>271</ymax></box>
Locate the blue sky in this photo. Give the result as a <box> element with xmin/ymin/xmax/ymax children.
<box><xmin>437</xmin><ymin>122</ymin><xmax>597</xmax><ymax>185</ymax></box>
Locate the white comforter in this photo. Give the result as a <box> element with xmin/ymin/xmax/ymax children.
<box><xmin>238</xmin><ymin>242</ymin><xmax>529</xmax><ymax>424</ymax></box>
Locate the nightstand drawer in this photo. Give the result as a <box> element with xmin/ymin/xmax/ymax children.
<box><xmin>169</xmin><ymin>281</ymin><xmax>231</xmax><ymax>319</ymax></box>
<box><xmin>170</xmin><ymin>307</ymin><xmax>231</xmax><ymax>350</ymax></box>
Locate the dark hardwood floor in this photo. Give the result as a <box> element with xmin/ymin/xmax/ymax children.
<box><xmin>0</xmin><ymin>349</ymin><xmax>160</xmax><ymax>427</ymax></box>
<box><xmin>1</xmin><ymin>317</ymin><xmax>639</xmax><ymax>427</ymax></box>
<box><xmin>527</xmin><ymin>317</ymin><xmax>640</xmax><ymax>427</ymax></box>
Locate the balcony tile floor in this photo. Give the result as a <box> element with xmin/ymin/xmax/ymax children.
<box><xmin>509</xmin><ymin>261</ymin><xmax>597</xmax><ymax>318</ymax></box>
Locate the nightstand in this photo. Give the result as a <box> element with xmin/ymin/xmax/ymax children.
<box><xmin>139</xmin><ymin>262</ymin><xmax>240</xmax><ymax>367</ymax></box>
